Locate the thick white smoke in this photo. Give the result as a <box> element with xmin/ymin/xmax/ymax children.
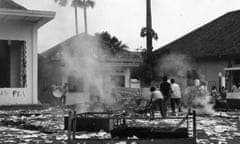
<box><xmin>155</xmin><ymin>53</ymin><xmax>216</xmax><ymax>115</ymax></box>
<box><xmin>61</xmin><ymin>34</ymin><xmax>118</xmax><ymax>113</ymax></box>
<box><xmin>155</xmin><ymin>53</ymin><xmax>193</xmax><ymax>89</ymax></box>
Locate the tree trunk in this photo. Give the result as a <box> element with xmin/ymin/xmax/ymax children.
<box><xmin>83</xmin><ymin>0</ymin><xmax>88</xmax><ymax>33</ymax></box>
<box><xmin>74</xmin><ymin>6</ymin><xmax>79</xmax><ymax>35</ymax></box>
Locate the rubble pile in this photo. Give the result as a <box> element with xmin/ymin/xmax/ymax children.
<box><xmin>0</xmin><ymin>107</ymin><xmax>239</xmax><ymax>143</ymax></box>
<box><xmin>0</xmin><ymin>107</ymin><xmax>67</xmax><ymax>134</ymax></box>
<box><xmin>197</xmin><ymin>112</ymin><xmax>240</xmax><ymax>144</ymax></box>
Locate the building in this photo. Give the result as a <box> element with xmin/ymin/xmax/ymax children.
<box><xmin>154</xmin><ymin>10</ymin><xmax>240</xmax><ymax>90</ymax></box>
<box><xmin>38</xmin><ymin>34</ymin><xmax>142</xmax><ymax>104</ymax></box>
<box><xmin>0</xmin><ymin>0</ymin><xmax>55</xmax><ymax>105</ymax></box>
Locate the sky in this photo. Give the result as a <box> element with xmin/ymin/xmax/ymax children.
<box><xmin>14</xmin><ymin>0</ymin><xmax>240</xmax><ymax>53</ymax></box>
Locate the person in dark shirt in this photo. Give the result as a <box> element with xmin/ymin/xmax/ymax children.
<box><xmin>160</xmin><ymin>76</ymin><xmax>172</xmax><ymax>117</ymax></box>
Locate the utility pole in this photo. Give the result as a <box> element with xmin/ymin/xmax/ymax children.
<box><xmin>140</xmin><ymin>0</ymin><xmax>158</xmax><ymax>85</ymax></box>
<box><xmin>145</xmin><ymin>0</ymin><xmax>154</xmax><ymax>82</ymax></box>
<box><xmin>146</xmin><ymin>0</ymin><xmax>153</xmax><ymax>55</ymax></box>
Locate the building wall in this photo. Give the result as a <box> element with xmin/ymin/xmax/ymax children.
<box><xmin>0</xmin><ymin>20</ymin><xmax>36</xmax><ymax>105</ymax></box>
<box><xmin>66</xmin><ymin>67</ymin><xmax>132</xmax><ymax>105</ymax></box>
<box><xmin>38</xmin><ymin>58</ymin><xmax>137</xmax><ymax>105</ymax></box>
<box><xmin>195</xmin><ymin>59</ymin><xmax>228</xmax><ymax>89</ymax></box>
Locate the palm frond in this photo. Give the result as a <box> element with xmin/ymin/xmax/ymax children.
<box><xmin>86</xmin><ymin>0</ymin><xmax>95</xmax><ymax>8</ymax></box>
<box><xmin>71</xmin><ymin>0</ymin><xmax>83</xmax><ymax>8</ymax></box>
<box><xmin>55</xmin><ymin>0</ymin><xmax>68</xmax><ymax>6</ymax></box>
<box><xmin>71</xmin><ymin>0</ymin><xmax>95</xmax><ymax>8</ymax></box>
<box><xmin>96</xmin><ymin>31</ymin><xmax>128</xmax><ymax>54</ymax></box>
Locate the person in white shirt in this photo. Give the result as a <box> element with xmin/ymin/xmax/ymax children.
<box><xmin>149</xmin><ymin>87</ymin><xmax>165</xmax><ymax>119</ymax></box>
<box><xmin>170</xmin><ymin>79</ymin><xmax>182</xmax><ymax>114</ymax></box>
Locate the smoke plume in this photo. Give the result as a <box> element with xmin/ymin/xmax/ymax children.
<box><xmin>61</xmin><ymin>34</ymin><xmax>118</xmax><ymax>113</ymax></box>
<box><xmin>155</xmin><ymin>53</ymin><xmax>216</xmax><ymax>115</ymax></box>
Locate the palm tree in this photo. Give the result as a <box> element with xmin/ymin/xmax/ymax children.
<box><xmin>140</xmin><ymin>0</ymin><xmax>158</xmax><ymax>54</ymax></box>
<box><xmin>55</xmin><ymin>0</ymin><xmax>95</xmax><ymax>34</ymax></box>
<box><xmin>139</xmin><ymin>0</ymin><xmax>158</xmax><ymax>85</ymax></box>
<box><xmin>71</xmin><ymin>0</ymin><xmax>95</xmax><ymax>34</ymax></box>
<box><xmin>95</xmin><ymin>31</ymin><xmax>128</xmax><ymax>55</ymax></box>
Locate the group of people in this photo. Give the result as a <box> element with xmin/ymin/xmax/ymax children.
<box><xmin>148</xmin><ymin>76</ymin><xmax>182</xmax><ymax>119</ymax></box>
<box><xmin>231</xmin><ymin>84</ymin><xmax>240</xmax><ymax>92</ymax></box>
<box><xmin>211</xmin><ymin>86</ymin><xmax>227</xmax><ymax>102</ymax></box>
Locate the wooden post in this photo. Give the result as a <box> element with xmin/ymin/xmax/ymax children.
<box><xmin>68</xmin><ymin>111</ymin><xmax>72</xmax><ymax>141</ymax></box>
<box><xmin>123</xmin><ymin>118</ymin><xmax>126</xmax><ymax>126</ymax></box>
<box><xmin>187</xmin><ymin>113</ymin><xmax>189</xmax><ymax>132</ymax></box>
<box><xmin>73</xmin><ymin>111</ymin><xmax>77</xmax><ymax>140</ymax></box>
<box><xmin>193</xmin><ymin>110</ymin><xmax>197</xmax><ymax>143</ymax></box>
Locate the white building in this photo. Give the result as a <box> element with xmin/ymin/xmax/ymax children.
<box><xmin>0</xmin><ymin>0</ymin><xmax>55</xmax><ymax>105</ymax></box>
<box><xmin>39</xmin><ymin>34</ymin><xmax>142</xmax><ymax>104</ymax></box>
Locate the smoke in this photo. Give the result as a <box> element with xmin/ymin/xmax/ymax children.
<box><xmin>155</xmin><ymin>53</ymin><xmax>192</xmax><ymax>78</ymax></box>
<box><xmin>155</xmin><ymin>53</ymin><xmax>193</xmax><ymax>90</ymax></box>
<box><xmin>61</xmin><ymin>34</ymin><xmax>118</xmax><ymax>113</ymax></box>
<box><xmin>155</xmin><ymin>53</ymin><xmax>216</xmax><ymax>116</ymax></box>
<box><xmin>183</xmin><ymin>85</ymin><xmax>216</xmax><ymax>116</ymax></box>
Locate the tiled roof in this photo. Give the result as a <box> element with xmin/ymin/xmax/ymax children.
<box><xmin>154</xmin><ymin>10</ymin><xmax>240</xmax><ymax>59</ymax></box>
<box><xmin>0</xmin><ymin>0</ymin><xmax>27</xmax><ymax>10</ymax></box>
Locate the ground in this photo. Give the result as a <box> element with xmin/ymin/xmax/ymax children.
<box><xmin>0</xmin><ymin>106</ymin><xmax>240</xmax><ymax>144</ymax></box>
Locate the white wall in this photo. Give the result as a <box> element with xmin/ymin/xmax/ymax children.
<box><xmin>0</xmin><ymin>20</ymin><xmax>36</xmax><ymax>105</ymax></box>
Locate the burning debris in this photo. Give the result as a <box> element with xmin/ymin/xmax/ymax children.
<box><xmin>0</xmin><ymin>107</ymin><xmax>239</xmax><ymax>143</ymax></box>
<box><xmin>183</xmin><ymin>84</ymin><xmax>216</xmax><ymax>116</ymax></box>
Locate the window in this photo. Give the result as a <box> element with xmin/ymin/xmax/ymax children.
<box><xmin>186</xmin><ymin>70</ymin><xmax>199</xmax><ymax>86</ymax></box>
<box><xmin>112</xmin><ymin>75</ymin><xmax>125</xmax><ymax>87</ymax></box>
<box><xmin>0</xmin><ymin>40</ymin><xmax>27</xmax><ymax>88</ymax></box>
<box><xmin>68</xmin><ymin>76</ymin><xmax>84</xmax><ymax>92</ymax></box>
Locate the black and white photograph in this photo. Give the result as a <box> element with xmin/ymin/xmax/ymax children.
<box><xmin>0</xmin><ymin>0</ymin><xmax>240</xmax><ymax>143</ymax></box>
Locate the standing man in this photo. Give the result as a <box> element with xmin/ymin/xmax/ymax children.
<box><xmin>61</xmin><ymin>83</ymin><xmax>68</xmax><ymax>105</ymax></box>
<box><xmin>160</xmin><ymin>76</ymin><xmax>172</xmax><ymax>117</ymax></box>
<box><xmin>170</xmin><ymin>78</ymin><xmax>182</xmax><ymax>115</ymax></box>
<box><xmin>149</xmin><ymin>87</ymin><xmax>164</xmax><ymax>119</ymax></box>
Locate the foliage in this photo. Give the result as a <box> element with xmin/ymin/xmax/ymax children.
<box><xmin>140</xmin><ymin>27</ymin><xmax>158</xmax><ymax>40</ymax></box>
<box><xmin>55</xmin><ymin>0</ymin><xmax>95</xmax><ymax>8</ymax></box>
<box><xmin>95</xmin><ymin>31</ymin><xmax>128</xmax><ymax>55</ymax></box>
<box><xmin>71</xmin><ymin>0</ymin><xmax>95</xmax><ymax>8</ymax></box>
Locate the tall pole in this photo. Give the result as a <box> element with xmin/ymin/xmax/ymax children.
<box><xmin>146</xmin><ymin>0</ymin><xmax>153</xmax><ymax>82</ymax></box>
<box><xmin>146</xmin><ymin>0</ymin><xmax>153</xmax><ymax>54</ymax></box>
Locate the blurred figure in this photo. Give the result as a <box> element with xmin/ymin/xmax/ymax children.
<box><xmin>60</xmin><ymin>83</ymin><xmax>68</xmax><ymax>105</ymax></box>
<box><xmin>52</xmin><ymin>84</ymin><xmax>67</xmax><ymax>106</ymax></box>
<box><xmin>220</xmin><ymin>86</ymin><xmax>228</xmax><ymax>100</ymax></box>
<box><xmin>170</xmin><ymin>78</ymin><xmax>182</xmax><ymax>114</ymax></box>
<box><xmin>194</xmin><ymin>79</ymin><xmax>201</xmax><ymax>87</ymax></box>
<box><xmin>210</xmin><ymin>86</ymin><xmax>218</xmax><ymax>103</ymax></box>
<box><xmin>199</xmin><ymin>82</ymin><xmax>208</xmax><ymax>95</ymax></box>
<box><xmin>149</xmin><ymin>87</ymin><xmax>164</xmax><ymax>119</ymax></box>
<box><xmin>160</xmin><ymin>76</ymin><xmax>172</xmax><ymax>117</ymax></box>
<box><xmin>232</xmin><ymin>84</ymin><xmax>238</xmax><ymax>92</ymax></box>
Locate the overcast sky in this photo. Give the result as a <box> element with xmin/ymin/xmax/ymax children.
<box><xmin>14</xmin><ymin>0</ymin><xmax>240</xmax><ymax>53</ymax></box>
